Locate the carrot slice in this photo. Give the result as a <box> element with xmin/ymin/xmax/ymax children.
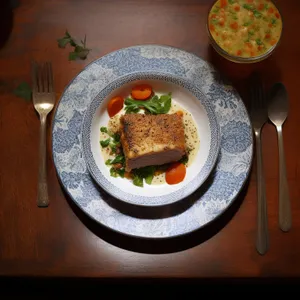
<box><xmin>230</xmin><ymin>22</ymin><xmax>238</xmax><ymax>30</ymax></box>
<box><xmin>236</xmin><ymin>50</ymin><xmax>242</xmax><ymax>56</ymax></box>
<box><xmin>176</xmin><ymin>110</ymin><xmax>184</xmax><ymax>117</ymax></box>
<box><xmin>258</xmin><ymin>3</ymin><xmax>264</xmax><ymax>10</ymax></box>
<box><xmin>165</xmin><ymin>162</ymin><xmax>186</xmax><ymax>185</ymax></box>
<box><xmin>219</xmin><ymin>18</ymin><xmax>225</xmax><ymax>26</ymax></box>
<box><xmin>107</xmin><ymin>96</ymin><xmax>124</xmax><ymax>118</ymax></box>
<box><xmin>131</xmin><ymin>84</ymin><xmax>152</xmax><ymax>100</ymax></box>
<box><xmin>234</xmin><ymin>5</ymin><xmax>240</xmax><ymax>12</ymax></box>
<box><xmin>220</xmin><ymin>0</ymin><xmax>227</xmax><ymax>8</ymax></box>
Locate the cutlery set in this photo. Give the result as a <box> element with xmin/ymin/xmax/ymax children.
<box><xmin>250</xmin><ymin>76</ymin><xmax>291</xmax><ymax>255</ymax></box>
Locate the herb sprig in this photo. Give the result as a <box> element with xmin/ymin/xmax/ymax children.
<box><xmin>13</xmin><ymin>82</ymin><xmax>32</xmax><ymax>101</ymax></box>
<box><xmin>125</xmin><ymin>93</ymin><xmax>172</xmax><ymax>115</ymax></box>
<box><xmin>57</xmin><ymin>30</ymin><xmax>90</xmax><ymax>61</ymax></box>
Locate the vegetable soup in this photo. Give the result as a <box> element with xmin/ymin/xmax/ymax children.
<box><xmin>208</xmin><ymin>0</ymin><xmax>282</xmax><ymax>58</ymax></box>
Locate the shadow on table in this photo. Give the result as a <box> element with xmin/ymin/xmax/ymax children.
<box><xmin>0</xmin><ymin>1</ymin><xmax>14</xmax><ymax>50</ymax></box>
<box><xmin>64</xmin><ymin>171</ymin><xmax>251</xmax><ymax>254</ymax></box>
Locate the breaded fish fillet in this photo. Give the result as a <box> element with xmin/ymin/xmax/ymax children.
<box><xmin>120</xmin><ymin>113</ymin><xmax>186</xmax><ymax>171</ymax></box>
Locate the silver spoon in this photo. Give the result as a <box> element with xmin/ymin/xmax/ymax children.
<box><xmin>268</xmin><ymin>83</ymin><xmax>291</xmax><ymax>232</ymax></box>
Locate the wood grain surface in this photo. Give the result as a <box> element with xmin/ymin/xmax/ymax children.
<box><xmin>0</xmin><ymin>0</ymin><xmax>300</xmax><ymax>280</ymax></box>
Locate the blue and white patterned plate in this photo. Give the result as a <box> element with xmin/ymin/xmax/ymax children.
<box><xmin>82</xmin><ymin>71</ymin><xmax>220</xmax><ymax>207</ymax></box>
<box><xmin>52</xmin><ymin>45</ymin><xmax>253</xmax><ymax>238</ymax></box>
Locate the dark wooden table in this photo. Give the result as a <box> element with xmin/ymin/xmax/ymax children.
<box><xmin>1</xmin><ymin>0</ymin><xmax>300</xmax><ymax>286</ymax></box>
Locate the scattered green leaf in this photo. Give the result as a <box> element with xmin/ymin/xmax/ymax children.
<box><xmin>133</xmin><ymin>174</ymin><xmax>143</xmax><ymax>187</ymax></box>
<box><xmin>256</xmin><ymin>38</ymin><xmax>263</xmax><ymax>45</ymax></box>
<box><xmin>132</xmin><ymin>166</ymin><xmax>156</xmax><ymax>187</ymax></box>
<box><xmin>271</xmin><ymin>18</ymin><xmax>277</xmax><ymax>25</ymax></box>
<box><xmin>57</xmin><ymin>30</ymin><xmax>90</xmax><ymax>60</ymax></box>
<box><xmin>253</xmin><ymin>10</ymin><xmax>262</xmax><ymax>18</ymax></box>
<box><xmin>110</xmin><ymin>155</ymin><xmax>125</xmax><ymax>165</ymax></box>
<box><xmin>179</xmin><ymin>155</ymin><xmax>189</xmax><ymax>165</ymax></box>
<box><xmin>100</xmin><ymin>126</ymin><xmax>108</xmax><ymax>133</ymax></box>
<box><xmin>125</xmin><ymin>93</ymin><xmax>172</xmax><ymax>115</ymax></box>
<box><xmin>243</xmin><ymin>4</ymin><xmax>254</xmax><ymax>10</ymax></box>
<box><xmin>110</xmin><ymin>167</ymin><xmax>125</xmax><ymax>178</ymax></box>
<box><xmin>112</xmin><ymin>133</ymin><xmax>120</xmax><ymax>142</ymax></box>
<box><xmin>228</xmin><ymin>0</ymin><xmax>234</xmax><ymax>4</ymax></box>
<box><xmin>100</xmin><ymin>138</ymin><xmax>110</xmax><ymax>147</ymax></box>
<box><xmin>105</xmin><ymin>159</ymin><xmax>112</xmax><ymax>165</ymax></box>
<box><xmin>13</xmin><ymin>82</ymin><xmax>32</xmax><ymax>101</ymax></box>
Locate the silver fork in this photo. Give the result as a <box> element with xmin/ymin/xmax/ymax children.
<box><xmin>31</xmin><ymin>61</ymin><xmax>55</xmax><ymax>207</ymax></box>
<box><xmin>250</xmin><ymin>75</ymin><xmax>269</xmax><ymax>255</ymax></box>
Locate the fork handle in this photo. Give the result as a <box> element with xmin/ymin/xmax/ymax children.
<box><xmin>277</xmin><ymin>125</ymin><xmax>292</xmax><ymax>232</ymax></box>
<box><xmin>37</xmin><ymin>114</ymin><xmax>49</xmax><ymax>207</ymax></box>
<box><xmin>255</xmin><ymin>130</ymin><xmax>269</xmax><ymax>255</ymax></box>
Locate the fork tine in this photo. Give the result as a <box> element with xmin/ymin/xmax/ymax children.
<box><xmin>47</xmin><ymin>62</ymin><xmax>54</xmax><ymax>92</ymax></box>
<box><xmin>36</xmin><ymin>62</ymin><xmax>43</xmax><ymax>93</ymax></box>
<box><xmin>31</xmin><ymin>61</ymin><xmax>38</xmax><ymax>93</ymax></box>
<box><xmin>42</xmin><ymin>62</ymin><xmax>49</xmax><ymax>93</ymax></box>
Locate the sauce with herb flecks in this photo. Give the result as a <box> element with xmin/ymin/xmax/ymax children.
<box><xmin>102</xmin><ymin>100</ymin><xmax>200</xmax><ymax>186</ymax></box>
<box><xmin>208</xmin><ymin>0</ymin><xmax>282</xmax><ymax>58</ymax></box>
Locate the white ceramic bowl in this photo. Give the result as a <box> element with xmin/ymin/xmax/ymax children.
<box><xmin>82</xmin><ymin>71</ymin><xmax>220</xmax><ymax>207</ymax></box>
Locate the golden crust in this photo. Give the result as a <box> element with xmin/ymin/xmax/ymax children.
<box><xmin>120</xmin><ymin>113</ymin><xmax>186</xmax><ymax>170</ymax></box>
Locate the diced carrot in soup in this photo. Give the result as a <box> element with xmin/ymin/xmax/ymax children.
<box><xmin>208</xmin><ymin>0</ymin><xmax>282</xmax><ymax>58</ymax></box>
<box><xmin>220</xmin><ymin>0</ymin><xmax>227</xmax><ymax>8</ymax></box>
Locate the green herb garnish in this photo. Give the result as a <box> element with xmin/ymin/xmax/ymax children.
<box><xmin>125</xmin><ymin>93</ymin><xmax>172</xmax><ymax>115</ymax></box>
<box><xmin>179</xmin><ymin>155</ymin><xmax>189</xmax><ymax>165</ymax></box>
<box><xmin>13</xmin><ymin>82</ymin><xmax>32</xmax><ymax>101</ymax></box>
<box><xmin>133</xmin><ymin>175</ymin><xmax>143</xmax><ymax>187</ymax></box>
<box><xmin>100</xmin><ymin>139</ymin><xmax>110</xmax><ymax>148</ymax></box>
<box><xmin>132</xmin><ymin>166</ymin><xmax>156</xmax><ymax>187</ymax></box>
<box><xmin>110</xmin><ymin>167</ymin><xmax>125</xmax><ymax>178</ymax></box>
<box><xmin>248</xmin><ymin>30</ymin><xmax>255</xmax><ymax>36</ymax></box>
<box><xmin>253</xmin><ymin>10</ymin><xmax>262</xmax><ymax>18</ymax></box>
<box><xmin>228</xmin><ymin>0</ymin><xmax>234</xmax><ymax>4</ymax></box>
<box><xmin>112</xmin><ymin>133</ymin><xmax>120</xmax><ymax>142</ymax></box>
<box><xmin>271</xmin><ymin>18</ymin><xmax>277</xmax><ymax>25</ymax></box>
<box><xmin>110</xmin><ymin>155</ymin><xmax>125</xmax><ymax>165</ymax></box>
<box><xmin>110</xmin><ymin>143</ymin><xmax>117</xmax><ymax>153</ymax></box>
<box><xmin>243</xmin><ymin>4</ymin><xmax>254</xmax><ymax>10</ymax></box>
<box><xmin>105</xmin><ymin>159</ymin><xmax>112</xmax><ymax>165</ymax></box>
<box><xmin>57</xmin><ymin>30</ymin><xmax>90</xmax><ymax>60</ymax></box>
<box><xmin>256</xmin><ymin>38</ymin><xmax>263</xmax><ymax>45</ymax></box>
<box><xmin>100</xmin><ymin>126</ymin><xmax>108</xmax><ymax>133</ymax></box>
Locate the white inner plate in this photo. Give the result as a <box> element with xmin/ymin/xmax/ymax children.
<box><xmin>82</xmin><ymin>71</ymin><xmax>220</xmax><ymax>207</ymax></box>
<box><xmin>91</xmin><ymin>79</ymin><xmax>210</xmax><ymax>197</ymax></box>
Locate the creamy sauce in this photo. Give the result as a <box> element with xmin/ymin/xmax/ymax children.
<box><xmin>100</xmin><ymin>132</ymin><xmax>114</xmax><ymax>162</ymax></box>
<box><xmin>208</xmin><ymin>0</ymin><xmax>282</xmax><ymax>58</ymax></box>
<box><xmin>101</xmin><ymin>100</ymin><xmax>200</xmax><ymax>186</ymax></box>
